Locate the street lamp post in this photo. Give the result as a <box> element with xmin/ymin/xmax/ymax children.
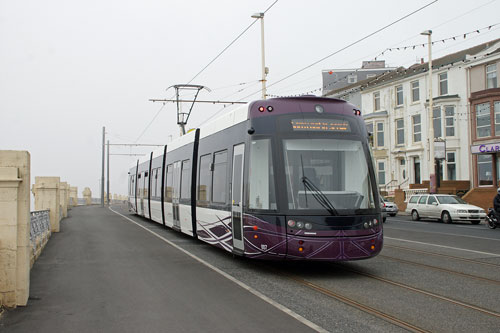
<box><xmin>252</xmin><ymin>12</ymin><xmax>267</xmax><ymax>100</ymax></box>
<box><xmin>421</xmin><ymin>30</ymin><xmax>436</xmax><ymax>193</ymax></box>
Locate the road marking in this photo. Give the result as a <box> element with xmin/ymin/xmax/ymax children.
<box><xmin>385</xmin><ymin>237</ymin><xmax>500</xmax><ymax>257</ymax></box>
<box><xmin>385</xmin><ymin>226</ymin><xmax>500</xmax><ymax>242</ymax></box>
<box><xmin>109</xmin><ymin>207</ymin><xmax>327</xmax><ymax>333</ymax></box>
<box><xmin>388</xmin><ymin>218</ymin><xmax>430</xmax><ymax>224</ymax></box>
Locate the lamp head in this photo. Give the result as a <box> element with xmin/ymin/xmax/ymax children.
<box><xmin>421</xmin><ymin>30</ymin><xmax>432</xmax><ymax>36</ymax></box>
<box><xmin>251</xmin><ymin>12</ymin><xmax>264</xmax><ymax>19</ymax></box>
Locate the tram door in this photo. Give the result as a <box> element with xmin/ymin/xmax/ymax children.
<box><xmin>172</xmin><ymin>161</ymin><xmax>182</xmax><ymax>230</ymax></box>
<box><xmin>231</xmin><ymin>144</ymin><xmax>245</xmax><ymax>251</ymax></box>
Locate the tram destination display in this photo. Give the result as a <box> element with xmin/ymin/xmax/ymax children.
<box><xmin>291</xmin><ymin>119</ymin><xmax>351</xmax><ymax>132</ymax></box>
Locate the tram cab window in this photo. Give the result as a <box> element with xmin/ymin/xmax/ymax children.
<box><xmin>212</xmin><ymin>151</ymin><xmax>228</xmax><ymax>204</ymax></box>
<box><xmin>249</xmin><ymin>139</ymin><xmax>277</xmax><ymax>210</ymax></box>
<box><xmin>165</xmin><ymin>164</ymin><xmax>173</xmax><ymax>202</ymax></box>
<box><xmin>283</xmin><ymin>138</ymin><xmax>374</xmax><ymax>211</ymax></box>
<box><xmin>198</xmin><ymin>154</ymin><xmax>212</xmax><ymax>203</ymax></box>
<box><xmin>180</xmin><ymin>160</ymin><xmax>191</xmax><ymax>199</ymax></box>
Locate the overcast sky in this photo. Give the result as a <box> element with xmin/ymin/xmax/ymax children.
<box><xmin>1</xmin><ymin>0</ymin><xmax>500</xmax><ymax>199</ymax></box>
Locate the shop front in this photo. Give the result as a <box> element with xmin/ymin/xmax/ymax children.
<box><xmin>471</xmin><ymin>142</ymin><xmax>500</xmax><ymax>188</ymax></box>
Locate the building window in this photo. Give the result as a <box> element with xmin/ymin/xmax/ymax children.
<box><xmin>476</xmin><ymin>102</ymin><xmax>491</xmax><ymax>138</ymax></box>
<box><xmin>180</xmin><ymin>160</ymin><xmax>191</xmax><ymax>200</ymax></box>
<box><xmin>412</xmin><ymin>114</ymin><xmax>421</xmax><ymax>142</ymax></box>
<box><xmin>445</xmin><ymin>106</ymin><xmax>455</xmax><ymax>136</ymax></box>
<box><xmin>212</xmin><ymin>150</ymin><xmax>228</xmax><ymax>204</ymax></box>
<box><xmin>366</xmin><ymin>122</ymin><xmax>374</xmax><ymax>134</ymax></box>
<box><xmin>447</xmin><ymin>152</ymin><xmax>456</xmax><ymax>180</ymax></box>
<box><xmin>373</xmin><ymin>92</ymin><xmax>380</xmax><ymax>111</ymax></box>
<box><xmin>439</xmin><ymin>72</ymin><xmax>448</xmax><ymax>95</ymax></box>
<box><xmin>198</xmin><ymin>154</ymin><xmax>212</xmax><ymax>202</ymax></box>
<box><xmin>378</xmin><ymin>161</ymin><xmax>386</xmax><ymax>185</ymax></box>
<box><xmin>495</xmin><ymin>101</ymin><xmax>500</xmax><ymax>136</ymax></box>
<box><xmin>433</xmin><ymin>106</ymin><xmax>442</xmax><ymax>138</ymax></box>
<box><xmin>396</xmin><ymin>85</ymin><xmax>403</xmax><ymax>106</ymax></box>
<box><xmin>486</xmin><ymin>64</ymin><xmax>497</xmax><ymax>89</ymax></box>
<box><xmin>396</xmin><ymin>119</ymin><xmax>404</xmax><ymax>145</ymax></box>
<box><xmin>348</xmin><ymin>75</ymin><xmax>357</xmax><ymax>83</ymax></box>
<box><xmin>376</xmin><ymin>122</ymin><xmax>384</xmax><ymax>147</ymax></box>
<box><xmin>478</xmin><ymin>154</ymin><xmax>493</xmax><ymax>186</ymax></box>
<box><xmin>411</xmin><ymin>81</ymin><xmax>419</xmax><ymax>102</ymax></box>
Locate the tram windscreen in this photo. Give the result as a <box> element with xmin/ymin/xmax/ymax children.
<box><xmin>283</xmin><ymin>138</ymin><xmax>374</xmax><ymax>213</ymax></box>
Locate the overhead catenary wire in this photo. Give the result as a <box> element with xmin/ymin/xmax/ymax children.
<box><xmin>238</xmin><ymin>0</ymin><xmax>439</xmax><ymax>102</ymax></box>
<box><xmin>267</xmin><ymin>0</ymin><xmax>500</xmax><ymax>98</ymax></box>
<box><xmin>269</xmin><ymin>23</ymin><xmax>500</xmax><ymax>98</ymax></box>
<box><xmin>185</xmin><ymin>0</ymin><xmax>279</xmax><ymax>85</ymax></box>
<box><xmin>135</xmin><ymin>1</ymin><xmax>279</xmax><ymax>142</ymax></box>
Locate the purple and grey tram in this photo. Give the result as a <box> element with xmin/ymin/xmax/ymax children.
<box><xmin>128</xmin><ymin>96</ymin><xmax>383</xmax><ymax>260</ymax></box>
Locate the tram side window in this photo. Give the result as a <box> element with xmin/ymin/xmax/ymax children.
<box><xmin>180</xmin><ymin>160</ymin><xmax>191</xmax><ymax>199</ymax></box>
<box><xmin>198</xmin><ymin>154</ymin><xmax>212</xmax><ymax>203</ymax></box>
<box><xmin>129</xmin><ymin>176</ymin><xmax>132</xmax><ymax>196</ymax></box>
<box><xmin>165</xmin><ymin>164</ymin><xmax>173</xmax><ymax>202</ymax></box>
<box><xmin>212</xmin><ymin>150</ymin><xmax>228</xmax><ymax>204</ymax></box>
<box><xmin>249</xmin><ymin>139</ymin><xmax>277</xmax><ymax>210</ymax></box>
<box><xmin>138</xmin><ymin>173</ymin><xmax>143</xmax><ymax>196</ymax></box>
<box><xmin>144</xmin><ymin>171</ymin><xmax>149</xmax><ymax>197</ymax></box>
<box><xmin>153</xmin><ymin>168</ymin><xmax>158</xmax><ymax>198</ymax></box>
<box><xmin>131</xmin><ymin>176</ymin><xmax>135</xmax><ymax>196</ymax></box>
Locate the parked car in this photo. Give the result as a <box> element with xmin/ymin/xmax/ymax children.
<box><xmin>405</xmin><ymin>194</ymin><xmax>486</xmax><ymax>224</ymax></box>
<box><xmin>380</xmin><ymin>197</ymin><xmax>387</xmax><ymax>222</ymax></box>
<box><xmin>382</xmin><ymin>197</ymin><xmax>399</xmax><ymax>217</ymax></box>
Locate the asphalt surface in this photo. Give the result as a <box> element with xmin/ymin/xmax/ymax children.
<box><xmin>2</xmin><ymin>205</ymin><xmax>500</xmax><ymax>332</ymax></box>
<box><xmin>0</xmin><ymin>205</ymin><xmax>316</xmax><ymax>333</ymax></box>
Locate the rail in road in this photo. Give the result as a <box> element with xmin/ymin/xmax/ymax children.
<box><xmin>2</xmin><ymin>205</ymin><xmax>500</xmax><ymax>332</ymax></box>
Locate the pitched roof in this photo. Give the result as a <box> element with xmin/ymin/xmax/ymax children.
<box><xmin>324</xmin><ymin>38</ymin><xmax>500</xmax><ymax>97</ymax></box>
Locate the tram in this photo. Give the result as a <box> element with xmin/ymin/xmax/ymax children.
<box><xmin>128</xmin><ymin>96</ymin><xmax>383</xmax><ymax>260</ymax></box>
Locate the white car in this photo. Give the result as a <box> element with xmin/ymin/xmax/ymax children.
<box><xmin>382</xmin><ymin>197</ymin><xmax>399</xmax><ymax>217</ymax></box>
<box><xmin>405</xmin><ymin>194</ymin><xmax>486</xmax><ymax>224</ymax></box>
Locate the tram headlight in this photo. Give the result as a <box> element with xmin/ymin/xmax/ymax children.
<box><xmin>368</xmin><ymin>220</ymin><xmax>373</xmax><ymax>228</ymax></box>
<box><xmin>296</xmin><ymin>221</ymin><xmax>304</xmax><ymax>229</ymax></box>
<box><xmin>287</xmin><ymin>220</ymin><xmax>296</xmax><ymax>227</ymax></box>
<box><xmin>373</xmin><ymin>219</ymin><xmax>379</xmax><ymax>226</ymax></box>
<box><xmin>305</xmin><ymin>222</ymin><xmax>312</xmax><ymax>230</ymax></box>
<box><xmin>363</xmin><ymin>222</ymin><xmax>369</xmax><ymax>229</ymax></box>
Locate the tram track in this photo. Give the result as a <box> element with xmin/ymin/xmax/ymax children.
<box><xmin>333</xmin><ymin>263</ymin><xmax>500</xmax><ymax>319</ymax></box>
<box><xmin>384</xmin><ymin>244</ymin><xmax>500</xmax><ymax>268</ymax></box>
<box><xmin>379</xmin><ymin>254</ymin><xmax>500</xmax><ymax>286</ymax></box>
<box><xmin>272</xmin><ymin>268</ymin><xmax>431</xmax><ymax>333</ymax></box>
<box><xmin>266</xmin><ymin>258</ymin><xmax>500</xmax><ymax>333</ymax></box>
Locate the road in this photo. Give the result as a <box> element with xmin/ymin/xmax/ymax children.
<box><xmin>1</xmin><ymin>205</ymin><xmax>500</xmax><ymax>332</ymax></box>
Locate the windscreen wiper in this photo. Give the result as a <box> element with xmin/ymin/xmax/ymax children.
<box><xmin>300</xmin><ymin>155</ymin><xmax>338</xmax><ymax>216</ymax></box>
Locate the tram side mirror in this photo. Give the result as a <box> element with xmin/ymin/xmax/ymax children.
<box><xmin>247</xmin><ymin>127</ymin><xmax>255</xmax><ymax>135</ymax></box>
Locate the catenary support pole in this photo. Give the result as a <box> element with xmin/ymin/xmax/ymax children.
<box><xmin>101</xmin><ymin>126</ymin><xmax>105</xmax><ymax>207</ymax></box>
<box><xmin>107</xmin><ymin>140</ymin><xmax>110</xmax><ymax>206</ymax></box>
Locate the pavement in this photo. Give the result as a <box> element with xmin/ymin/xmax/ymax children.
<box><xmin>0</xmin><ymin>205</ymin><xmax>316</xmax><ymax>333</ymax></box>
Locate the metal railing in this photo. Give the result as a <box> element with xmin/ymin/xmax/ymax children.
<box><xmin>403</xmin><ymin>188</ymin><xmax>428</xmax><ymax>202</ymax></box>
<box><xmin>30</xmin><ymin>210</ymin><xmax>51</xmax><ymax>266</ymax></box>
